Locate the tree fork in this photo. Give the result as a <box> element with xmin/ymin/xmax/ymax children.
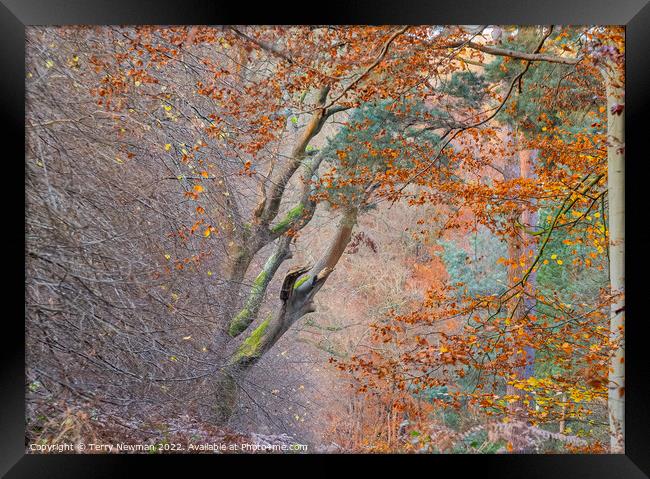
<box><xmin>228</xmin><ymin>235</ymin><xmax>292</xmax><ymax>337</ymax></box>
<box><xmin>214</xmin><ymin>207</ymin><xmax>358</xmax><ymax>423</ymax></box>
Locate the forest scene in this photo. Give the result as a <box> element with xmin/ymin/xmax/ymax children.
<box><xmin>25</xmin><ymin>25</ymin><xmax>625</xmax><ymax>454</ymax></box>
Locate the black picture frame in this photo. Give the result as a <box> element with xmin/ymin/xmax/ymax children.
<box><xmin>3</xmin><ymin>1</ymin><xmax>649</xmax><ymax>476</ymax></box>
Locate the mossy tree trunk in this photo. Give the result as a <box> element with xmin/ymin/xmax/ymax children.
<box><xmin>216</xmin><ymin>86</ymin><xmax>338</xmax><ymax>332</ymax></box>
<box><xmin>211</xmin><ymin>86</ymin><xmax>354</xmax><ymax>423</ymax></box>
<box><xmin>215</xmin><ymin>207</ymin><xmax>358</xmax><ymax>423</ymax></box>
<box><xmin>213</xmin><ymin>84</ymin><xmax>384</xmax><ymax>423</ymax></box>
<box><xmin>226</xmin><ymin>152</ymin><xmax>327</xmax><ymax>338</ymax></box>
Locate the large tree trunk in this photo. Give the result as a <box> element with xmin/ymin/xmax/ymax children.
<box><xmin>213</xmin><ymin>86</ymin><xmax>335</xmax><ymax>346</ymax></box>
<box><xmin>518</xmin><ymin>148</ymin><xmax>538</xmax><ymax>382</ymax></box>
<box><xmin>211</xmin><ymin>88</ymin><xmax>341</xmax><ymax>423</ymax></box>
<box><xmin>214</xmin><ymin>207</ymin><xmax>359</xmax><ymax>423</ymax></box>
<box><xmin>226</xmin><ymin>153</ymin><xmax>326</xmax><ymax>338</ymax></box>
<box><xmin>503</xmin><ymin>133</ymin><xmax>539</xmax><ymax>421</ymax></box>
<box><xmin>604</xmin><ymin>72</ymin><xmax>625</xmax><ymax>454</ymax></box>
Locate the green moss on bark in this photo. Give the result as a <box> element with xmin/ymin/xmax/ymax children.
<box><xmin>271</xmin><ymin>203</ymin><xmax>304</xmax><ymax>233</ymax></box>
<box><xmin>228</xmin><ymin>308</ymin><xmax>251</xmax><ymax>337</ymax></box>
<box><xmin>228</xmin><ymin>269</ymin><xmax>271</xmax><ymax>337</ymax></box>
<box><xmin>231</xmin><ymin>317</ymin><xmax>271</xmax><ymax>363</ymax></box>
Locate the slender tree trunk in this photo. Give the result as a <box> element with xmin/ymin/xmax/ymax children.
<box><xmin>559</xmin><ymin>393</ymin><xmax>566</xmax><ymax>434</ymax></box>
<box><xmin>604</xmin><ymin>72</ymin><xmax>625</xmax><ymax>453</ymax></box>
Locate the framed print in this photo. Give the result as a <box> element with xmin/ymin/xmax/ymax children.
<box><xmin>2</xmin><ymin>0</ymin><xmax>649</xmax><ymax>477</ymax></box>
